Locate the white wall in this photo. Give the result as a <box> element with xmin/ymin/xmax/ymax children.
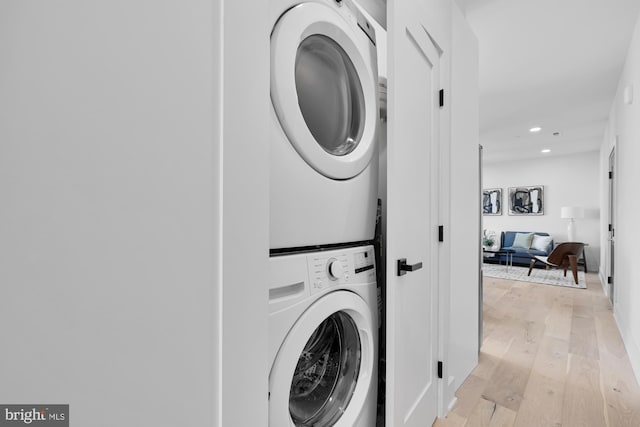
<box><xmin>600</xmin><ymin>12</ymin><xmax>640</xmax><ymax>382</ymax></box>
<box><xmin>0</xmin><ymin>1</ymin><xmax>216</xmax><ymax>424</ymax></box>
<box><xmin>0</xmin><ymin>1</ymin><xmax>269</xmax><ymax>426</ymax></box>
<box><xmin>483</xmin><ymin>151</ymin><xmax>600</xmax><ymax>270</ymax></box>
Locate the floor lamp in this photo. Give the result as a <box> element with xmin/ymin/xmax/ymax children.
<box><xmin>561</xmin><ymin>206</ymin><xmax>584</xmax><ymax>242</ymax></box>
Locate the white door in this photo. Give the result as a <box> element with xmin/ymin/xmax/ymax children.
<box><xmin>385</xmin><ymin>2</ymin><xmax>442</xmax><ymax>426</ymax></box>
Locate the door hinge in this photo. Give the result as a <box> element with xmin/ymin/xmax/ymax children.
<box><xmin>438</xmin><ymin>225</ymin><xmax>444</xmax><ymax>242</ymax></box>
<box><xmin>609</xmin><ymin>171</ymin><xmax>613</xmax><ymax>179</ymax></box>
<box><xmin>437</xmin><ymin>361</ymin><xmax>443</xmax><ymax>379</ymax></box>
<box><xmin>439</xmin><ymin>89</ymin><xmax>444</xmax><ymax>108</ymax></box>
<box><xmin>608</xmin><ymin>224</ymin><xmax>613</xmax><ymax>232</ymax></box>
<box><xmin>608</xmin><ymin>276</ymin><xmax>613</xmax><ymax>284</ymax></box>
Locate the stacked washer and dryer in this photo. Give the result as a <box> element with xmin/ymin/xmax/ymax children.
<box><xmin>268</xmin><ymin>0</ymin><xmax>381</xmax><ymax>426</ymax></box>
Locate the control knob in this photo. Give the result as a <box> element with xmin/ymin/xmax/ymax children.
<box><xmin>327</xmin><ymin>258</ymin><xmax>344</xmax><ymax>281</ymax></box>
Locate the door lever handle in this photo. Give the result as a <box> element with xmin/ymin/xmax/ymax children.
<box><xmin>397</xmin><ymin>258</ymin><xmax>423</xmax><ymax>276</ymax></box>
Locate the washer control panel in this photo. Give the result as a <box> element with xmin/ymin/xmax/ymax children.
<box><xmin>353</xmin><ymin>249</ymin><xmax>375</xmax><ymax>275</ymax></box>
<box><xmin>307</xmin><ymin>246</ymin><xmax>376</xmax><ymax>295</ymax></box>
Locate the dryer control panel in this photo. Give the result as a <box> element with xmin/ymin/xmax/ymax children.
<box><xmin>307</xmin><ymin>246</ymin><xmax>376</xmax><ymax>295</ymax></box>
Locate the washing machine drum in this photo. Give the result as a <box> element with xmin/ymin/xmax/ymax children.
<box><xmin>289</xmin><ymin>311</ymin><xmax>360</xmax><ymax>425</ymax></box>
<box><xmin>271</xmin><ymin>2</ymin><xmax>378</xmax><ymax>180</ymax></box>
<box><xmin>270</xmin><ymin>292</ymin><xmax>375</xmax><ymax>426</ymax></box>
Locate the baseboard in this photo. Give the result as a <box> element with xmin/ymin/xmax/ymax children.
<box><xmin>598</xmin><ymin>268</ymin><xmax>608</xmax><ymax>296</ymax></box>
<box><xmin>613</xmin><ymin>313</ymin><xmax>640</xmax><ymax>386</ymax></box>
<box><xmin>439</xmin><ymin>375</ymin><xmax>456</xmax><ymax>418</ymax></box>
<box><xmin>436</xmin><ymin>395</ymin><xmax>459</xmax><ymax>423</ymax></box>
<box><xmin>447</xmin><ymin>396</ymin><xmax>458</xmax><ymax>412</ymax></box>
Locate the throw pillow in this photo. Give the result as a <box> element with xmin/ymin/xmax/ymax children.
<box><xmin>531</xmin><ymin>234</ymin><xmax>553</xmax><ymax>252</ymax></box>
<box><xmin>512</xmin><ymin>232</ymin><xmax>534</xmax><ymax>248</ymax></box>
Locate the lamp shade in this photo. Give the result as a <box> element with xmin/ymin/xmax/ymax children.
<box><xmin>561</xmin><ymin>206</ymin><xmax>584</xmax><ymax>219</ymax></box>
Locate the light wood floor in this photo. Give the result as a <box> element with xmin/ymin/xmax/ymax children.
<box><xmin>434</xmin><ymin>272</ymin><xmax>640</xmax><ymax>427</ymax></box>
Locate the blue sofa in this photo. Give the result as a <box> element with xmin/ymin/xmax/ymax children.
<box><xmin>490</xmin><ymin>231</ymin><xmax>554</xmax><ymax>267</ymax></box>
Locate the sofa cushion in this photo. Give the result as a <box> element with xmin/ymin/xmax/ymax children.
<box><xmin>492</xmin><ymin>231</ymin><xmax>554</xmax><ymax>266</ymax></box>
<box><xmin>505</xmin><ymin>247</ymin><xmax>543</xmax><ymax>256</ymax></box>
<box><xmin>502</xmin><ymin>231</ymin><xmax>552</xmax><ymax>251</ymax></box>
<box><xmin>531</xmin><ymin>234</ymin><xmax>553</xmax><ymax>252</ymax></box>
<box><xmin>524</xmin><ymin>249</ymin><xmax>548</xmax><ymax>257</ymax></box>
<box><xmin>512</xmin><ymin>232</ymin><xmax>534</xmax><ymax>248</ymax></box>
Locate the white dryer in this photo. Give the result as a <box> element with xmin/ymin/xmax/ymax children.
<box><xmin>270</xmin><ymin>0</ymin><xmax>379</xmax><ymax>251</ymax></box>
<box><xmin>268</xmin><ymin>245</ymin><xmax>378</xmax><ymax>427</ymax></box>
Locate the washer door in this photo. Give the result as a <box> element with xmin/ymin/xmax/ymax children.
<box><xmin>270</xmin><ymin>291</ymin><xmax>374</xmax><ymax>427</ymax></box>
<box><xmin>271</xmin><ymin>2</ymin><xmax>377</xmax><ymax>180</ymax></box>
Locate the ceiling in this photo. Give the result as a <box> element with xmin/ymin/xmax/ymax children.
<box><xmin>455</xmin><ymin>0</ymin><xmax>640</xmax><ymax>163</ymax></box>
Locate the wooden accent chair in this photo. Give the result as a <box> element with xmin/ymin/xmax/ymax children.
<box><xmin>527</xmin><ymin>242</ymin><xmax>586</xmax><ymax>284</ymax></box>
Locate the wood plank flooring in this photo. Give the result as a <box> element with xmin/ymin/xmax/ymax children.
<box><xmin>434</xmin><ymin>272</ymin><xmax>640</xmax><ymax>427</ymax></box>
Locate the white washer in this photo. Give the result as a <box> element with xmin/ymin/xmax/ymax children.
<box><xmin>269</xmin><ymin>245</ymin><xmax>378</xmax><ymax>427</ymax></box>
<box><xmin>270</xmin><ymin>0</ymin><xmax>379</xmax><ymax>250</ymax></box>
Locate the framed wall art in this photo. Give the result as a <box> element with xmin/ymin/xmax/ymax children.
<box><xmin>508</xmin><ymin>186</ymin><xmax>544</xmax><ymax>215</ymax></box>
<box><xmin>482</xmin><ymin>188</ymin><xmax>502</xmax><ymax>215</ymax></box>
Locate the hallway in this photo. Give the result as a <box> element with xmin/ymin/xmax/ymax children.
<box><xmin>434</xmin><ymin>273</ymin><xmax>640</xmax><ymax>426</ymax></box>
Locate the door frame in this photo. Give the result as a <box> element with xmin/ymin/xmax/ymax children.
<box><xmin>607</xmin><ymin>144</ymin><xmax>617</xmax><ymax>305</ymax></box>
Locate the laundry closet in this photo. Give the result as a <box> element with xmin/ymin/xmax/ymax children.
<box><xmin>212</xmin><ymin>0</ymin><xmax>480</xmax><ymax>425</ymax></box>
<box><xmin>264</xmin><ymin>0</ymin><xmax>480</xmax><ymax>426</ymax></box>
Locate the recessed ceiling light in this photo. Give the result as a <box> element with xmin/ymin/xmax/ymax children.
<box><xmin>541</xmin><ymin>149</ymin><xmax>551</xmax><ymax>153</ymax></box>
<box><xmin>530</xmin><ymin>126</ymin><xmax>542</xmax><ymax>133</ymax></box>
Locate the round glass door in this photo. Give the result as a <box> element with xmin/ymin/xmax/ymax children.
<box><xmin>270</xmin><ymin>2</ymin><xmax>378</xmax><ymax>180</ymax></box>
<box><xmin>295</xmin><ymin>35</ymin><xmax>365</xmax><ymax>157</ymax></box>
<box><xmin>289</xmin><ymin>311</ymin><xmax>361</xmax><ymax>427</ymax></box>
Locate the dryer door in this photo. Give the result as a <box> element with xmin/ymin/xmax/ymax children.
<box><xmin>269</xmin><ymin>291</ymin><xmax>375</xmax><ymax>427</ymax></box>
<box><xmin>271</xmin><ymin>2</ymin><xmax>378</xmax><ymax>180</ymax></box>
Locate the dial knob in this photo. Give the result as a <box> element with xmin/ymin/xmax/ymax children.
<box><xmin>327</xmin><ymin>258</ymin><xmax>344</xmax><ymax>281</ymax></box>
